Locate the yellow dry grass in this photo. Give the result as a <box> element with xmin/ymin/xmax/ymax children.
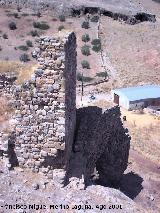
<box><xmin>122</xmin><ymin>109</ymin><xmax>160</xmax><ymax>163</ymax></box>
<box><xmin>0</xmin><ymin>96</ymin><xmax>14</xmax><ymax>122</ymax></box>
<box><xmin>0</xmin><ymin>61</ymin><xmax>37</xmax><ymax>85</ymax></box>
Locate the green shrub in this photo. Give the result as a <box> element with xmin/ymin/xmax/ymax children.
<box><xmin>37</xmin><ymin>11</ymin><xmax>41</xmax><ymax>18</ymax></box>
<box><xmin>81</xmin><ymin>60</ymin><xmax>90</xmax><ymax>69</ymax></box>
<box><xmin>81</xmin><ymin>45</ymin><xmax>90</xmax><ymax>56</ymax></box>
<box><xmin>19</xmin><ymin>54</ymin><xmax>30</xmax><ymax>62</ymax></box>
<box><xmin>91</xmin><ymin>39</ymin><xmax>101</xmax><ymax>46</ymax></box>
<box><xmin>26</xmin><ymin>40</ymin><xmax>33</xmax><ymax>47</ymax></box>
<box><xmin>17</xmin><ymin>6</ymin><xmax>21</xmax><ymax>12</ymax></box>
<box><xmin>33</xmin><ymin>21</ymin><xmax>50</xmax><ymax>30</ymax></box>
<box><xmin>9</xmin><ymin>22</ymin><xmax>17</xmax><ymax>30</ymax></box>
<box><xmin>77</xmin><ymin>73</ymin><xmax>93</xmax><ymax>82</ymax></box>
<box><xmin>91</xmin><ymin>15</ymin><xmax>99</xmax><ymax>22</ymax></box>
<box><xmin>81</xmin><ymin>21</ymin><xmax>90</xmax><ymax>29</ymax></box>
<box><xmin>13</xmin><ymin>13</ymin><xmax>19</xmax><ymax>18</ymax></box>
<box><xmin>30</xmin><ymin>30</ymin><xmax>39</xmax><ymax>37</ymax></box>
<box><xmin>3</xmin><ymin>33</ymin><xmax>8</xmax><ymax>39</ymax></box>
<box><xmin>59</xmin><ymin>15</ymin><xmax>65</xmax><ymax>22</ymax></box>
<box><xmin>82</xmin><ymin>34</ymin><xmax>90</xmax><ymax>42</ymax></box>
<box><xmin>58</xmin><ymin>25</ymin><xmax>65</xmax><ymax>31</ymax></box>
<box><xmin>18</xmin><ymin>45</ymin><xmax>29</xmax><ymax>51</ymax></box>
<box><xmin>92</xmin><ymin>44</ymin><xmax>101</xmax><ymax>52</ymax></box>
<box><xmin>22</xmin><ymin>13</ymin><xmax>29</xmax><ymax>17</ymax></box>
<box><xmin>96</xmin><ymin>71</ymin><xmax>108</xmax><ymax>78</ymax></box>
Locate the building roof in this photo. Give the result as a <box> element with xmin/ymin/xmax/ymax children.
<box><xmin>113</xmin><ymin>85</ymin><xmax>160</xmax><ymax>102</ymax></box>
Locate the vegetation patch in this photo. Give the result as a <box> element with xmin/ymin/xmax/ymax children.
<box><xmin>30</xmin><ymin>30</ymin><xmax>39</xmax><ymax>37</ymax></box>
<box><xmin>81</xmin><ymin>60</ymin><xmax>90</xmax><ymax>69</ymax></box>
<box><xmin>77</xmin><ymin>73</ymin><xmax>93</xmax><ymax>82</ymax></box>
<box><xmin>59</xmin><ymin>15</ymin><xmax>65</xmax><ymax>22</ymax></box>
<box><xmin>18</xmin><ymin>45</ymin><xmax>29</xmax><ymax>51</ymax></box>
<box><xmin>91</xmin><ymin>39</ymin><xmax>101</xmax><ymax>52</ymax></box>
<box><xmin>9</xmin><ymin>22</ymin><xmax>17</xmax><ymax>30</ymax></box>
<box><xmin>96</xmin><ymin>71</ymin><xmax>108</xmax><ymax>79</ymax></box>
<box><xmin>26</xmin><ymin>40</ymin><xmax>33</xmax><ymax>47</ymax></box>
<box><xmin>58</xmin><ymin>25</ymin><xmax>65</xmax><ymax>31</ymax></box>
<box><xmin>33</xmin><ymin>21</ymin><xmax>50</xmax><ymax>30</ymax></box>
<box><xmin>91</xmin><ymin>15</ymin><xmax>99</xmax><ymax>22</ymax></box>
<box><xmin>81</xmin><ymin>45</ymin><xmax>91</xmax><ymax>56</ymax></box>
<box><xmin>3</xmin><ymin>33</ymin><xmax>8</xmax><ymax>39</ymax></box>
<box><xmin>19</xmin><ymin>53</ymin><xmax>30</xmax><ymax>62</ymax></box>
<box><xmin>81</xmin><ymin>21</ymin><xmax>90</xmax><ymax>29</ymax></box>
<box><xmin>82</xmin><ymin>34</ymin><xmax>90</xmax><ymax>42</ymax></box>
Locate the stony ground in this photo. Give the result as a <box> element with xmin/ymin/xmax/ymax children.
<box><xmin>0</xmin><ymin>163</ymin><xmax>143</xmax><ymax>213</ymax></box>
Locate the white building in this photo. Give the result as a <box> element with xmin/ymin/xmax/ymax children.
<box><xmin>112</xmin><ymin>85</ymin><xmax>160</xmax><ymax>110</ymax></box>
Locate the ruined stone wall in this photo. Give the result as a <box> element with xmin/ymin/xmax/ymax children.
<box><xmin>12</xmin><ymin>32</ymin><xmax>76</xmax><ymax>178</ymax></box>
<box><xmin>68</xmin><ymin>106</ymin><xmax>130</xmax><ymax>187</ymax></box>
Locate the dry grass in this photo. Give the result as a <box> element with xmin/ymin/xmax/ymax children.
<box><xmin>0</xmin><ymin>61</ymin><xmax>37</xmax><ymax>84</ymax></box>
<box><xmin>0</xmin><ymin>96</ymin><xmax>14</xmax><ymax>122</ymax></box>
<box><xmin>127</xmin><ymin>122</ymin><xmax>160</xmax><ymax>163</ymax></box>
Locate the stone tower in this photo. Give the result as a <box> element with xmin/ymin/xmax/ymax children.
<box><xmin>14</xmin><ymin>32</ymin><xmax>76</xmax><ymax>178</ymax></box>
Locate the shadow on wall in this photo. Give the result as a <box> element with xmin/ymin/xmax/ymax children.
<box><xmin>41</xmin><ymin>150</ymin><xmax>65</xmax><ymax>169</ymax></box>
<box><xmin>66</xmin><ymin>106</ymin><xmax>131</xmax><ymax>189</ymax></box>
<box><xmin>120</xmin><ymin>171</ymin><xmax>144</xmax><ymax>199</ymax></box>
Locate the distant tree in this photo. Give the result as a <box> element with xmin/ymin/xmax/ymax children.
<box><xmin>91</xmin><ymin>39</ymin><xmax>101</xmax><ymax>46</ymax></box>
<box><xmin>26</xmin><ymin>40</ymin><xmax>33</xmax><ymax>47</ymax></box>
<box><xmin>9</xmin><ymin>22</ymin><xmax>17</xmax><ymax>30</ymax></box>
<box><xmin>81</xmin><ymin>21</ymin><xmax>90</xmax><ymax>29</ymax></box>
<box><xmin>18</xmin><ymin>45</ymin><xmax>29</xmax><ymax>51</ymax></box>
<box><xmin>3</xmin><ymin>33</ymin><xmax>8</xmax><ymax>39</ymax></box>
<box><xmin>91</xmin><ymin>15</ymin><xmax>99</xmax><ymax>22</ymax></box>
<box><xmin>81</xmin><ymin>60</ymin><xmax>90</xmax><ymax>69</ymax></box>
<box><xmin>30</xmin><ymin>30</ymin><xmax>39</xmax><ymax>37</ymax></box>
<box><xmin>96</xmin><ymin>71</ymin><xmax>108</xmax><ymax>79</ymax></box>
<box><xmin>19</xmin><ymin>54</ymin><xmax>30</xmax><ymax>62</ymax></box>
<box><xmin>91</xmin><ymin>39</ymin><xmax>101</xmax><ymax>52</ymax></box>
<box><xmin>92</xmin><ymin>44</ymin><xmax>101</xmax><ymax>52</ymax></box>
<box><xmin>59</xmin><ymin>15</ymin><xmax>65</xmax><ymax>22</ymax></box>
<box><xmin>58</xmin><ymin>25</ymin><xmax>65</xmax><ymax>31</ymax></box>
<box><xmin>77</xmin><ymin>73</ymin><xmax>93</xmax><ymax>82</ymax></box>
<box><xmin>81</xmin><ymin>45</ymin><xmax>91</xmax><ymax>56</ymax></box>
<box><xmin>33</xmin><ymin>22</ymin><xmax>50</xmax><ymax>30</ymax></box>
<box><xmin>82</xmin><ymin>34</ymin><xmax>90</xmax><ymax>42</ymax></box>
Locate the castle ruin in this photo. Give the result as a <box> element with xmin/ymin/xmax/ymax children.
<box><xmin>0</xmin><ymin>32</ymin><xmax>130</xmax><ymax>187</ymax></box>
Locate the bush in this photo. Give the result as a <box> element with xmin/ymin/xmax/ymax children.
<box><xmin>77</xmin><ymin>73</ymin><xmax>93</xmax><ymax>82</ymax></box>
<box><xmin>92</xmin><ymin>44</ymin><xmax>101</xmax><ymax>52</ymax></box>
<box><xmin>82</xmin><ymin>34</ymin><xmax>90</xmax><ymax>42</ymax></box>
<box><xmin>33</xmin><ymin>21</ymin><xmax>50</xmax><ymax>30</ymax></box>
<box><xmin>18</xmin><ymin>45</ymin><xmax>29</xmax><ymax>51</ymax></box>
<box><xmin>3</xmin><ymin>33</ymin><xmax>8</xmax><ymax>39</ymax></box>
<box><xmin>91</xmin><ymin>39</ymin><xmax>101</xmax><ymax>46</ymax></box>
<box><xmin>37</xmin><ymin>11</ymin><xmax>41</xmax><ymax>18</ymax></box>
<box><xmin>30</xmin><ymin>30</ymin><xmax>39</xmax><ymax>37</ymax></box>
<box><xmin>58</xmin><ymin>25</ymin><xmax>65</xmax><ymax>31</ymax></box>
<box><xmin>19</xmin><ymin>54</ymin><xmax>30</xmax><ymax>62</ymax></box>
<box><xmin>22</xmin><ymin>13</ymin><xmax>29</xmax><ymax>17</ymax></box>
<box><xmin>91</xmin><ymin>15</ymin><xmax>99</xmax><ymax>22</ymax></box>
<box><xmin>81</xmin><ymin>60</ymin><xmax>90</xmax><ymax>69</ymax></box>
<box><xmin>59</xmin><ymin>15</ymin><xmax>65</xmax><ymax>22</ymax></box>
<box><xmin>81</xmin><ymin>21</ymin><xmax>90</xmax><ymax>29</ymax></box>
<box><xmin>81</xmin><ymin>45</ymin><xmax>90</xmax><ymax>56</ymax></box>
<box><xmin>26</xmin><ymin>40</ymin><xmax>33</xmax><ymax>47</ymax></box>
<box><xmin>91</xmin><ymin>39</ymin><xmax>101</xmax><ymax>52</ymax></box>
<box><xmin>9</xmin><ymin>22</ymin><xmax>17</xmax><ymax>30</ymax></box>
<box><xmin>96</xmin><ymin>71</ymin><xmax>108</xmax><ymax>79</ymax></box>
<box><xmin>13</xmin><ymin>13</ymin><xmax>19</xmax><ymax>18</ymax></box>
